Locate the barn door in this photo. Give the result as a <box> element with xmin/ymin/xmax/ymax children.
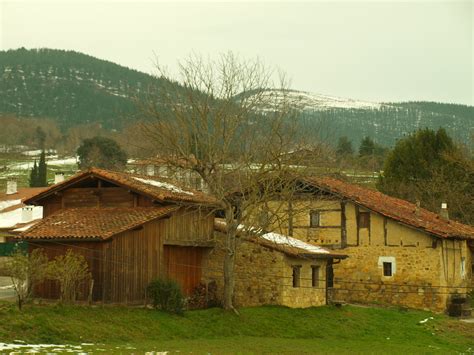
<box><xmin>164</xmin><ymin>246</ymin><xmax>203</xmax><ymax>296</ymax></box>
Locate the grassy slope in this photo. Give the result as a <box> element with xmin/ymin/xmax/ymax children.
<box><xmin>0</xmin><ymin>303</ymin><xmax>472</xmax><ymax>353</ymax></box>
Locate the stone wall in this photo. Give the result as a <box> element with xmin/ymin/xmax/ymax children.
<box><xmin>331</xmin><ymin>244</ymin><xmax>448</xmax><ymax>311</ymax></box>
<box><xmin>202</xmin><ymin>233</ymin><xmax>327</xmax><ymax>308</ymax></box>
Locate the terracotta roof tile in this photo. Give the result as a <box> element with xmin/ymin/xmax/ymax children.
<box><xmin>304</xmin><ymin>177</ymin><xmax>474</xmax><ymax>240</ymax></box>
<box><xmin>20</xmin><ymin>206</ymin><xmax>177</xmax><ymax>240</ymax></box>
<box><xmin>23</xmin><ymin>168</ymin><xmax>218</xmax><ymax>206</ymax></box>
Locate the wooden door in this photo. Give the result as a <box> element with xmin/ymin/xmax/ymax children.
<box><xmin>164</xmin><ymin>246</ymin><xmax>203</xmax><ymax>296</ymax></box>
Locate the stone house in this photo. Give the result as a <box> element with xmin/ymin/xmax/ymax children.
<box><xmin>258</xmin><ymin>177</ymin><xmax>474</xmax><ymax>312</ymax></box>
<box><xmin>207</xmin><ymin>220</ymin><xmax>347</xmax><ymax>308</ymax></box>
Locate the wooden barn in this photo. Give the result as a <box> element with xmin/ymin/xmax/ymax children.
<box><xmin>19</xmin><ymin>168</ymin><xmax>217</xmax><ymax>304</ymax></box>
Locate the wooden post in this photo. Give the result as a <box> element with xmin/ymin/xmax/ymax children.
<box><xmin>340</xmin><ymin>201</ymin><xmax>347</xmax><ymax>248</ymax></box>
<box><xmin>88</xmin><ymin>279</ymin><xmax>94</xmax><ymax>305</ymax></box>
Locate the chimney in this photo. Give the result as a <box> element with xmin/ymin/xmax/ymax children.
<box><xmin>440</xmin><ymin>202</ymin><xmax>449</xmax><ymax>220</ymax></box>
<box><xmin>6</xmin><ymin>180</ymin><xmax>17</xmax><ymax>195</ymax></box>
<box><xmin>54</xmin><ymin>172</ymin><xmax>65</xmax><ymax>184</ymax></box>
<box><xmin>21</xmin><ymin>206</ymin><xmax>34</xmax><ymax>223</ymax></box>
<box><xmin>415</xmin><ymin>200</ymin><xmax>421</xmax><ymax>217</ymax></box>
<box><xmin>146</xmin><ymin>165</ymin><xmax>155</xmax><ymax>176</ymax></box>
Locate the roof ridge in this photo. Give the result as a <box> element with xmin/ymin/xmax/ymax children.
<box><xmin>305</xmin><ymin>176</ymin><xmax>474</xmax><ymax>239</ymax></box>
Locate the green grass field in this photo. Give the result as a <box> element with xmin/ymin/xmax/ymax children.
<box><xmin>0</xmin><ymin>303</ymin><xmax>472</xmax><ymax>354</ymax></box>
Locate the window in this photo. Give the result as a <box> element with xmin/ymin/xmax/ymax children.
<box><xmin>358</xmin><ymin>212</ymin><xmax>370</xmax><ymax>228</ymax></box>
<box><xmin>310</xmin><ymin>211</ymin><xmax>321</xmax><ymax>227</ymax></box>
<box><xmin>311</xmin><ymin>266</ymin><xmax>320</xmax><ymax>288</ymax></box>
<box><xmin>292</xmin><ymin>266</ymin><xmax>301</xmax><ymax>287</ymax></box>
<box><xmin>460</xmin><ymin>257</ymin><xmax>466</xmax><ymax>279</ymax></box>
<box><xmin>383</xmin><ymin>262</ymin><xmax>392</xmax><ymax>277</ymax></box>
<box><xmin>378</xmin><ymin>256</ymin><xmax>396</xmax><ymax>277</ymax></box>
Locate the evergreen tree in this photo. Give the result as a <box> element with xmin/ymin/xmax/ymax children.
<box><xmin>37</xmin><ymin>150</ymin><xmax>48</xmax><ymax>186</ymax></box>
<box><xmin>29</xmin><ymin>160</ymin><xmax>39</xmax><ymax>187</ymax></box>
<box><xmin>377</xmin><ymin>128</ymin><xmax>473</xmax><ymax>224</ymax></box>
<box><xmin>336</xmin><ymin>136</ymin><xmax>353</xmax><ymax>157</ymax></box>
<box><xmin>35</xmin><ymin>126</ymin><xmax>46</xmax><ymax>149</ymax></box>
<box><xmin>359</xmin><ymin>136</ymin><xmax>376</xmax><ymax>156</ymax></box>
<box><xmin>77</xmin><ymin>136</ymin><xmax>127</xmax><ymax>170</ymax></box>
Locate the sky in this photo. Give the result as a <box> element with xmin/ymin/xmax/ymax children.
<box><xmin>0</xmin><ymin>0</ymin><xmax>472</xmax><ymax>105</ymax></box>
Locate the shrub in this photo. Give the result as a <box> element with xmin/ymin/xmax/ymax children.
<box><xmin>147</xmin><ymin>279</ymin><xmax>184</xmax><ymax>314</ymax></box>
<box><xmin>5</xmin><ymin>247</ymin><xmax>49</xmax><ymax>310</ymax></box>
<box><xmin>47</xmin><ymin>249</ymin><xmax>91</xmax><ymax>303</ymax></box>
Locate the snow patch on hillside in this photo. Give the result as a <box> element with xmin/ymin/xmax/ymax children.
<box><xmin>254</xmin><ymin>90</ymin><xmax>384</xmax><ymax>111</ymax></box>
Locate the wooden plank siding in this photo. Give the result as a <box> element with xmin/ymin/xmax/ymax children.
<box><xmin>41</xmin><ymin>186</ymin><xmax>155</xmax><ymax>217</ymax></box>
<box><xmin>30</xmin><ymin>207</ymin><xmax>215</xmax><ymax>304</ymax></box>
<box><xmin>164</xmin><ymin>246</ymin><xmax>203</xmax><ymax>296</ymax></box>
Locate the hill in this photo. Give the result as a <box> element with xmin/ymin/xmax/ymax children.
<box><xmin>0</xmin><ymin>48</ymin><xmax>161</xmax><ymax>129</ymax></box>
<box><xmin>258</xmin><ymin>90</ymin><xmax>473</xmax><ymax>147</ymax></box>
<box><xmin>0</xmin><ymin>48</ymin><xmax>472</xmax><ymax>146</ymax></box>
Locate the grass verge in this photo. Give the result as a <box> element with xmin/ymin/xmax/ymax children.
<box><xmin>0</xmin><ymin>302</ymin><xmax>472</xmax><ymax>353</ymax></box>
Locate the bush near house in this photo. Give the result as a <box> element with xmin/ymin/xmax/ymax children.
<box><xmin>147</xmin><ymin>278</ymin><xmax>184</xmax><ymax>314</ymax></box>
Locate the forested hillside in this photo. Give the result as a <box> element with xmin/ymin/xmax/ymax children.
<box><xmin>0</xmin><ymin>48</ymin><xmax>160</xmax><ymax>128</ymax></box>
<box><xmin>272</xmin><ymin>91</ymin><xmax>473</xmax><ymax>147</ymax></box>
<box><xmin>0</xmin><ymin>48</ymin><xmax>472</xmax><ymax>147</ymax></box>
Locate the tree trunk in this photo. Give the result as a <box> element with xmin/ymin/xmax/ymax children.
<box><xmin>223</xmin><ymin>208</ymin><xmax>237</xmax><ymax>311</ymax></box>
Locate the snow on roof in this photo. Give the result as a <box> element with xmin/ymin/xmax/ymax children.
<box><xmin>260</xmin><ymin>232</ymin><xmax>330</xmax><ymax>254</ymax></box>
<box><xmin>133</xmin><ymin>177</ymin><xmax>194</xmax><ymax>196</ymax></box>
<box><xmin>213</xmin><ymin>219</ymin><xmax>345</xmax><ymax>258</ymax></box>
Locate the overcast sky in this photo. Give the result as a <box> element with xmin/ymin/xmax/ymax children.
<box><xmin>0</xmin><ymin>0</ymin><xmax>472</xmax><ymax>105</ymax></box>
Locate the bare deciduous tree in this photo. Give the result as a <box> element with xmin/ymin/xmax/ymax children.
<box><xmin>138</xmin><ymin>52</ymin><xmax>321</xmax><ymax>311</ymax></box>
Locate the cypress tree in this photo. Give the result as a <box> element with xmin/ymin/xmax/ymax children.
<box><xmin>37</xmin><ymin>150</ymin><xmax>48</xmax><ymax>186</ymax></box>
<box><xmin>29</xmin><ymin>160</ymin><xmax>39</xmax><ymax>187</ymax></box>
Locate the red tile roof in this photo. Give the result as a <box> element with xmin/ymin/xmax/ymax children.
<box><xmin>23</xmin><ymin>168</ymin><xmax>218</xmax><ymax>206</ymax></box>
<box><xmin>20</xmin><ymin>206</ymin><xmax>177</xmax><ymax>240</ymax></box>
<box><xmin>214</xmin><ymin>219</ymin><xmax>347</xmax><ymax>259</ymax></box>
<box><xmin>304</xmin><ymin>177</ymin><xmax>474</xmax><ymax>240</ymax></box>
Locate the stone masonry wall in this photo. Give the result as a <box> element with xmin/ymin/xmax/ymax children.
<box><xmin>202</xmin><ymin>233</ymin><xmax>327</xmax><ymax>308</ymax></box>
<box><xmin>331</xmin><ymin>244</ymin><xmax>448</xmax><ymax>311</ymax></box>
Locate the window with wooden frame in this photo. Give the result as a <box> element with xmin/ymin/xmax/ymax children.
<box><xmin>292</xmin><ymin>265</ymin><xmax>301</xmax><ymax>287</ymax></box>
<box><xmin>382</xmin><ymin>262</ymin><xmax>392</xmax><ymax>277</ymax></box>
<box><xmin>358</xmin><ymin>212</ymin><xmax>370</xmax><ymax>229</ymax></box>
<box><xmin>311</xmin><ymin>265</ymin><xmax>320</xmax><ymax>288</ymax></box>
<box><xmin>310</xmin><ymin>210</ymin><xmax>321</xmax><ymax>227</ymax></box>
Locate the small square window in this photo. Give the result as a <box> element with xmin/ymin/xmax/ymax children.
<box><xmin>358</xmin><ymin>212</ymin><xmax>370</xmax><ymax>228</ymax></box>
<box><xmin>310</xmin><ymin>211</ymin><xmax>321</xmax><ymax>227</ymax></box>
<box><xmin>292</xmin><ymin>265</ymin><xmax>301</xmax><ymax>287</ymax></box>
<box><xmin>383</xmin><ymin>262</ymin><xmax>392</xmax><ymax>277</ymax></box>
<box><xmin>311</xmin><ymin>265</ymin><xmax>320</xmax><ymax>288</ymax></box>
